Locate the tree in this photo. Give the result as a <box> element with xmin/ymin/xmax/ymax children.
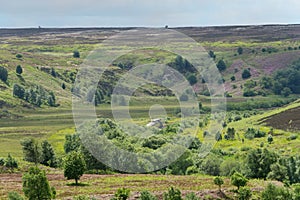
<box><xmin>214</xmin><ymin>176</ymin><xmax>224</xmax><ymax>192</ymax></box>
<box><xmin>267</xmin><ymin>134</ymin><xmax>273</xmax><ymax>144</ymax></box>
<box><xmin>282</xmin><ymin>87</ymin><xmax>292</xmax><ymax>97</ymax></box>
<box><xmin>16</xmin><ymin>65</ymin><xmax>23</xmax><ymax>75</ymax></box>
<box><xmin>63</xmin><ymin>151</ymin><xmax>86</xmax><ymax>185</ymax></box>
<box><xmin>47</xmin><ymin>92</ymin><xmax>56</xmax><ymax>107</ymax></box>
<box><xmin>245</xmin><ymin>148</ymin><xmax>277</xmax><ymax>179</ymax></box>
<box><xmin>242</xmin><ymin>69</ymin><xmax>251</xmax><ymax>79</ymax></box>
<box><xmin>267</xmin><ymin>162</ymin><xmax>288</xmax><ymax>182</ymax></box>
<box><xmin>187</xmin><ymin>74</ymin><xmax>197</xmax><ymax>85</ymax></box>
<box><xmin>231</xmin><ymin>76</ymin><xmax>236</xmax><ymax>81</ymax></box>
<box><xmin>50</xmin><ymin>68</ymin><xmax>56</xmax><ymax>78</ymax></box>
<box><xmin>22</xmin><ymin>167</ymin><xmax>56</xmax><ymax>200</ymax></box>
<box><xmin>73</xmin><ymin>50</ymin><xmax>80</xmax><ymax>58</ymax></box>
<box><xmin>64</xmin><ymin>134</ymin><xmax>81</xmax><ymax>153</ymax></box>
<box><xmin>231</xmin><ymin>172</ymin><xmax>248</xmax><ymax>190</ymax></box>
<box><xmin>200</xmin><ymin>154</ymin><xmax>222</xmax><ymax>176</ymax></box>
<box><xmin>209</xmin><ymin>50</ymin><xmax>216</xmax><ymax>60</ymax></box>
<box><xmin>62</xmin><ymin>82</ymin><xmax>66</xmax><ymax>90</ymax></box>
<box><xmin>0</xmin><ymin>66</ymin><xmax>8</xmax><ymax>82</ymax></box>
<box><xmin>20</xmin><ymin>138</ymin><xmax>41</xmax><ymax>165</ymax></box>
<box><xmin>237</xmin><ymin>47</ymin><xmax>243</xmax><ymax>55</ymax></box>
<box><xmin>13</xmin><ymin>84</ymin><xmax>25</xmax><ymax>99</ymax></box>
<box><xmin>41</xmin><ymin>140</ymin><xmax>57</xmax><ymax>168</ymax></box>
<box><xmin>217</xmin><ymin>60</ymin><xmax>226</xmax><ymax>71</ymax></box>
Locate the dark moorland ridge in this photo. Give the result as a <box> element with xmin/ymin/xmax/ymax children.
<box><xmin>1</xmin><ymin>24</ymin><xmax>300</xmax><ymax>42</ymax></box>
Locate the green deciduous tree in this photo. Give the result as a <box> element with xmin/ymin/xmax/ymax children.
<box><xmin>245</xmin><ymin>148</ymin><xmax>277</xmax><ymax>179</ymax></box>
<box><xmin>20</xmin><ymin>138</ymin><xmax>41</xmax><ymax>165</ymax></box>
<box><xmin>231</xmin><ymin>172</ymin><xmax>248</xmax><ymax>190</ymax></box>
<box><xmin>22</xmin><ymin>167</ymin><xmax>56</xmax><ymax>200</ymax></box>
<box><xmin>214</xmin><ymin>176</ymin><xmax>224</xmax><ymax>191</ymax></box>
<box><xmin>63</xmin><ymin>151</ymin><xmax>86</xmax><ymax>185</ymax></box>
<box><xmin>41</xmin><ymin>140</ymin><xmax>57</xmax><ymax>168</ymax></box>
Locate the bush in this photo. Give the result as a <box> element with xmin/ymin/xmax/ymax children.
<box><xmin>244</xmin><ymin>128</ymin><xmax>266</xmax><ymax>140</ymax></box>
<box><xmin>73</xmin><ymin>50</ymin><xmax>80</xmax><ymax>58</ymax></box>
<box><xmin>287</xmin><ymin>134</ymin><xmax>298</xmax><ymax>141</ymax></box>
<box><xmin>139</xmin><ymin>190</ymin><xmax>158</xmax><ymax>200</ymax></box>
<box><xmin>16</xmin><ymin>54</ymin><xmax>23</xmax><ymax>59</ymax></box>
<box><xmin>242</xmin><ymin>69</ymin><xmax>251</xmax><ymax>79</ymax></box>
<box><xmin>13</xmin><ymin>84</ymin><xmax>25</xmax><ymax>99</ymax></box>
<box><xmin>261</xmin><ymin>184</ymin><xmax>293</xmax><ymax>200</ymax></box>
<box><xmin>163</xmin><ymin>187</ymin><xmax>182</xmax><ymax>200</ymax></box>
<box><xmin>179</xmin><ymin>94</ymin><xmax>189</xmax><ymax>101</ymax></box>
<box><xmin>8</xmin><ymin>192</ymin><xmax>24</xmax><ymax>200</ymax></box>
<box><xmin>73</xmin><ymin>195</ymin><xmax>96</xmax><ymax>200</ymax></box>
<box><xmin>217</xmin><ymin>60</ymin><xmax>227</xmax><ymax>71</ymax></box>
<box><xmin>187</xmin><ymin>74</ymin><xmax>197</xmax><ymax>85</ymax></box>
<box><xmin>237</xmin><ymin>47</ymin><xmax>243</xmax><ymax>55</ymax></box>
<box><xmin>111</xmin><ymin>188</ymin><xmax>130</xmax><ymax>200</ymax></box>
<box><xmin>0</xmin><ymin>66</ymin><xmax>8</xmax><ymax>82</ymax></box>
<box><xmin>238</xmin><ymin>187</ymin><xmax>252</xmax><ymax>200</ymax></box>
<box><xmin>22</xmin><ymin>167</ymin><xmax>56</xmax><ymax>200</ymax></box>
<box><xmin>16</xmin><ymin>65</ymin><xmax>23</xmax><ymax>75</ymax></box>
<box><xmin>185</xmin><ymin>192</ymin><xmax>200</xmax><ymax>200</ymax></box>
<box><xmin>5</xmin><ymin>154</ymin><xmax>18</xmax><ymax>170</ymax></box>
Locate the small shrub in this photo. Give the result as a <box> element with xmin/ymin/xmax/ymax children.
<box><xmin>185</xmin><ymin>192</ymin><xmax>200</xmax><ymax>200</ymax></box>
<box><xmin>111</xmin><ymin>188</ymin><xmax>130</xmax><ymax>200</ymax></box>
<box><xmin>261</xmin><ymin>184</ymin><xmax>293</xmax><ymax>200</ymax></box>
<box><xmin>73</xmin><ymin>195</ymin><xmax>96</xmax><ymax>200</ymax></box>
<box><xmin>139</xmin><ymin>190</ymin><xmax>158</xmax><ymax>200</ymax></box>
<box><xmin>73</xmin><ymin>50</ymin><xmax>80</xmax><ymax>58</ymax></box>
<box><xmin>287</xmin><ymin>134</ymin><xmax>298</xmax><ymax>141</ymax></box>
<box><xmin>16</xmin><ymin>54</ymin><xmax>23</xmax><ymax>59</ymax></box>
<box><xmin>8</xmin><ymin>192</ymin><xmax>24</xmax><ymax>200</ymax></box>
<box><xmin>238</xmin><ymin>187</ymin><xmax>252</xmax><ymax>200</ymax></box>
<box><xmin>163</xmin><ymin>187</ymin><xmax>182</xmax><ymax>200</ymax></box>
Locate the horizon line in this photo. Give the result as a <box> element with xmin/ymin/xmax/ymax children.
<box><xmin>1</xmin><ymin>23</ymin><xmax>300</xmax><ymax>29</ymax></box>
